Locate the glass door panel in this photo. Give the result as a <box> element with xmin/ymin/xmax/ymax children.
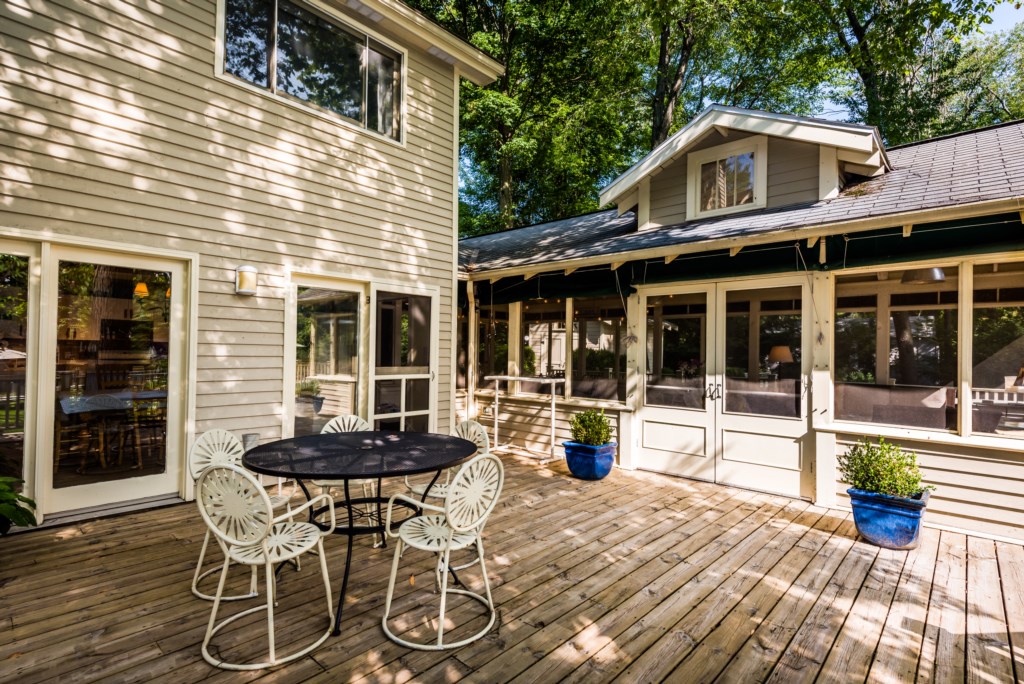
<box><xmin>372</xmin><ymin>290</ymin><xmax>434</xmax><ymax>431</ymax></box>
<box><xmin>294</xmin><ymin>287</ymin><xmax>360</xmax><ymax>436</ymax></box>
<box><xmin>645</xmin><ymin>293</ymin><xmax>707</xmax><ymax>409</ymax></box>
<box><xmin>0</xmin><ymin>253</ymin><xmax>30</xmax><ymax>482</ymax></box>
<box><xmin>52</xmin><ymin>261</ymin><xmax>171</xmax><ymax>488</ymax></box>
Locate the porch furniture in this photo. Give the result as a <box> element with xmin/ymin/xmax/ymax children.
<box><xmin>196</xmin><ymin>464</ymin><xmax>335</xmax><ymax>671</ymax></box>
<box><xmin>382</xmin><ymin>451</ymin><xmax>504</xmax><ymax>650</ymax></box>
<box><xmin>242</xmin><ymin>430</ymin><xmax>479</xmax><ymax>636</ymax></box>
<box><xmin>310</xmin><ymin>415</ymin><xmax>376</xmax><ymax>540</ymax></box>
<box><xmin>187</xmin><ymin>429</ymin><xmax>293</xmax><ymax>601</ymax></box>
<box><xmin>484</xmin><ymin>375</ymin><xmax>565</xmax><ymax>461</ymax></box>
<box><xmin>406</xmin><ymin>419</ymin><xmax>490</xmax><ymax>500</ymax></box>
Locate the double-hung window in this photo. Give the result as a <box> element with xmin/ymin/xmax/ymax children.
<box><xmin>223</xmin><ymin>0</ymin><xmax>402</xmax><ymax>140</ymax></box>
<box><xmin>686</xmin><ymin>136</ymin><xmax>768</xmax><ymax>220</ymax></box>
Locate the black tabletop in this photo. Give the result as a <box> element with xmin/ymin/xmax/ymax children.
<box><xmin>242</xmin><ymin>430</ymin><xmax>479</xmax><ymax>480</ymax></box>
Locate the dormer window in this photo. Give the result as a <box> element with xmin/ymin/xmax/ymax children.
<box><xmin>686</xmin><ymin>136</ymin><xmax>768</xmax><ymax>220</ymax></box>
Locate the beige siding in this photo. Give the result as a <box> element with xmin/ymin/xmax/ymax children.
<box><xmin>648</xmin><ymin>131</ymin><xmax>819</xmax><ymax>226</ymax></box>
<box><xmin>766</xmin><ymin>138</ymin><xmax>819</xmax><ymax>208</ymax></box>
<box><xmin>0</xmin><ymin>0</ymin><xmax>459</xmax><ymax>449</ymax></box>
<box><xmin>835</xmin><ymin>434</ymin><xmax>1024</xmax><ymax>542</ymax></box>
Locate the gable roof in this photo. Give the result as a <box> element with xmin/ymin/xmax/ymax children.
<box><xmin>461</xmin><ymin>119</ymin><xmax>1024</xmax><ymax>277</ymax></box>
<box><xmin>598</xmin><ymin>105</ymin><xmax>889</xmax><ymax>208</ymax></box>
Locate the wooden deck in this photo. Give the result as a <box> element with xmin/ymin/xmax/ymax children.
<box><xmin>2</xmin><ymin>454</ymin><xmax>1023</xmax><ymax>683</ymax></box>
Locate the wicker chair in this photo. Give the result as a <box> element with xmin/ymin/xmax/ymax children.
<box><xmin>382</xmin><ymin>451</ymin><xmax>504</xmax><ymax>650</ymax></box>
<box><xmin>196</xmin><ymin>464</ymin><xmax>335</xmax><ymax>670</ymax></box>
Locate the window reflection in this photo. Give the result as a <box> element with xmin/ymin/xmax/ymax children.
<box><xmin>646</xmin><ymin>293</ymin><xmax>706</xmax><ymax>409</ymax></box>
<box><xmin>477</xmin><ymin>304</ymin><xmax>508</xmax><ymax>390</ymax></box>
<box><xmin>971</xmin><ymin>262</ymin><xmax>1024</xmax><ymax>436</ymax></box>
<box><xmin>0</xmin><ymin>254</ymin><xmax>29</xmax><ymax>480</ymax></box>
<box><xmin>572</xmin><ymin>296</ymin><xmax>626</xmax><ymax>401</ymax></box>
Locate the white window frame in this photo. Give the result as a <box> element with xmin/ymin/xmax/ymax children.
<box><xmin>214</xmin><ymin>0</ymin><xmax>409</xmax><ymax>147</ymax></box>
<box><xmin>686</xmin><ymin>135</ymin><xmax>768</xmax><ymax>221</ymax></box>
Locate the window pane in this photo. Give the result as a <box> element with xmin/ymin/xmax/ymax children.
<box><xmin>277</xmin><ymin>0</ymin><xmax>363</xmax><ymax>122</ymax></box>
<box><xmin>0</xmin><ymin>254</ymin><xmax>29</xmax><ymax>480</ymax></box>
<box><xmin>520</xmin><ymin>299</ymin><xmax>565</xmax><ymax>396</ymax></box>
<box><xmin>700</xmin><ymin>161</ymin><xmax>717</xmax><ymax>211</ymax></box>
<box><xmin>724</xmin><ymin>288</ymin><xmax>800</xmax><ymax>418</ymax></box>
<box><xmin>477</xmin><ymin>304</ymin><xmax>508</xmax><ymax>390</ymax></box>
<box><xmin>645</xmin><ymin>293</ymin><xmax>706</xmax><ymax>409</ymax></box>
<box><xmin>367</xmin><ymin>41</ymin><xmax>400</xmax><ymax>139</ymax></box>
<box><xmin>54</xmin><ymin>263</ymin><xmax>171</xmax><ymax>488</ymax></box>
<box><xmin>572</xmin><ymin>296</ymin><xmax>625</xmax><ymax>401</ymax></box>
<box><xmin>375</xmin><ymin>292</ymin><xmax>430</xmax><ymax>373</ymax></box>
<box><xmin>833</xmin><ymin>268</ymin><xmax>958</xmax><ymax>430</ymax></box>
<box><xmin>456</xmin><ymin>309</ymin><xmax>468</xmax><ymax>390</ymax></box>
<box><xmin>699</xmin><ymin>152</ymin><xmax>754</xmax><ymax>212</ymax></box>
<box><xmin>294</xmin><ymin>287</ymin><xmax>360</xmax><ymax>436</ymax></box>
<box><xmin>972</xmin><ymin>261</ymin><xmax>1024</xmax><ymax>436</ymax></box>
<box><xmin>224</xmin><ymin>0</ymin><xmax>273</xmax><ymax>88</ymax></box>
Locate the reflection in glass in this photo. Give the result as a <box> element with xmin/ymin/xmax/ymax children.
<box><xmin>375</xmin><ymin>379</ymin><xmax>401</xmax><ymax>415</ymax></box>
<box><xmin>971</xmin><ymin>262</ymin><xmax>1024</xmax><ymax>436</ymax></box>
<box><xmin>294</xmin><ymin>287</ymin><xmax>359</xmax><ymax>436</ymax></box>
<box><xmin>834</xmin><ymin>269</ymin><xmax>958</xmax><ymax>430</ymax></box>
<box><xmin>367</xmin><ymin>41</ymin><xmax>400</xmax><ymax>138</ymax></box>
<box><xmin>0</xmin><ymin>254</ymin><xmax>29</xmax><ymax>480</ymax></box>
<box><xmin>520</xmin><ymin>299</ymin><xmax>565</xmax><ymax>396</ymax></box>
<box><xmin>572</xmin><ymin>296</ymin><xmax>626</xmax><ymax>401</ymax></box>
<box><xmin>376</xmin><ymin>291</ymin><xmax>430</xmax><ymax>373</ymax></box>
<box><xmin>477</xmin><ymin>304</ymin><xmax>508</xmax><ymax>390</ymax></box>
<box><xmin>406</xmin><ymin>379</ymin><xmax>429</xmax><ymax>412</ymax></box>
<box><xmin>53</xmin><ymin>262</ymin><xmax>170</xmax><ymax>488</ymax></box>
<box><xmin>645</xmin><ymin>293</ymin><xmax>706</xmax><ymax>409</ymax></box>
<box><xmin>724</xmin><ymin>288</ymin><xmax>801</xmax><ymax>418</ymax></box>
<box><xmin>700</xmin><ymin>152</ymin><xmax>754</xmax><ymax>212</ymax></box>
<box><xmin>224</xmin><ymin>0</ymin><xmax>272</xmax><ymax>88</ymax></box>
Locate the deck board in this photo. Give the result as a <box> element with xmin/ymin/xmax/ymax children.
<box><xmin>1</xmin><ymin>454</ymin><xmax>1021</xmax><ymax>683</ymax></box>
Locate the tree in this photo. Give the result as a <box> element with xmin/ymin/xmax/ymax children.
<box><xmin>409</xmin><ymin>0</ymin><xmax>647</xmax><ymax>234</ymax></box>
<box><xmin>940</xmin><ymin>23</ymin><xmax>1024</xmax><ymax>131</ymax></box>
<box><xmin>807</xmin><ymin>0</ymin><xmax>998</xmax><ymax>144</ymax></box>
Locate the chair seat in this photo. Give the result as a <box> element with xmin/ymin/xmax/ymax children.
<box><xmin>407</xmin><ymin>481</ymin><xmax>449</xmax><ymax>499</ymax></box>
<box><xmin>267</xmin><ymin>494</ymin><xmax>291</xmax><ymax>510</ymax></box>
<box><xmin>399</xmin><ymin>515</ymin><xmax>477</xmax><ymax>552</ymax></box>
<box><xmin>312</xmin><ymin>478</ymin><xmax>372</xmax><ymax>488</ymax></box>
<box><xmin>228</xmin><ymin>521</ymin><xmax>322</xmax><ymax>565</ymax></box>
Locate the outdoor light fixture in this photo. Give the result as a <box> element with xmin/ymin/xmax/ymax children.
<box><xmin>235</xmin><ymin>265</ymin><xmax>258</xmax><ymax>295</ymax></box>
<box><xmin>768</xmin><ymin>345</ymin><xmax>794</xmax><ymax>364</ymax></box>
<box><xmin>900</xmin><ymin>267</ymin><xmax>946</xmax><ymax>284</ymax></box>
<box><xmin>133</xmin><ymin>282</ymin><xmax>149</xmax><ymax>298</ymax></box>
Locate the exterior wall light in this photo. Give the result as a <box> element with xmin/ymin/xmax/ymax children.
<box><xmin>235</xmin><ymin>265</ymin><xmax>258</xmax><ymax>295</ymax></box>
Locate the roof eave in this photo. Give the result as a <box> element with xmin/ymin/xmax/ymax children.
<box><xmin>352</xmin><ymin>0</ymin><xmax>503</xmax><ymax>85</ymax></box>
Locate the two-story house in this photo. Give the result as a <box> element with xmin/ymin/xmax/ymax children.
<box><xmin>0</xmin><ymin>0</ymin><xmax>501</xmax><ymax>522</ymax></box>
<box><xmin>459</xmin><ymin>105</ymin><xmax>1024</xmax><ymax>542</ymax></box>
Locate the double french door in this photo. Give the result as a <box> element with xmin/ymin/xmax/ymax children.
<box><xmin>638</xmin><ymin>277</ymin><xmax>812</xmax><ymax>498</ymax></box>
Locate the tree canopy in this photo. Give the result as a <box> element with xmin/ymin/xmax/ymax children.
<box><xmin>408</xmin><ymin>0</ymin><xmax>1023</xmax><ymax>236</ymax></box>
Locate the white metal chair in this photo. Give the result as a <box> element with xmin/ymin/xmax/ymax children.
<box><xmin>382</xmin><ymin>451</ymin><xmax>504</xmax><ymax>650</ymax></box>
<box><xmin>405</xmin><ymin>419</ymin><xmax>489</xmax><ymax>500</ymax></box>
<box><xmin>196</xmin><ymin>464</ymin><xmax>335</xmax><ymax>670</ymax></box>
<box><xmin>188</xmin><ymin>429</ymin><xmax>292</xmax><ymax>601</ymax></box>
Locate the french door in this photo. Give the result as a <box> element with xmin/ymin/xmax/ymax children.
<box><xmin>638</xmin><ymin>277</ymin><xmax>812</xmax><ymax>498</ymax></box>
<box><xmin>37</xmin><ymin>246</ymin><xmax>186</xmax><ymax>514</ymax></box>
<box><xmin>369</xmin><ymin>285</ymin><xmax>438</xmax><ymax>432</ymax></box>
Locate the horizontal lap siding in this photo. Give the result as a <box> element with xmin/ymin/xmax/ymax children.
<box><xmin>835</xmin><ymin>434</ymin><xmax>1024</xmax><ymax>542</ymax></box>
<box><xmin>0</xmin><ymin>0</ymin><xmax>458</xmax><ymax>441</ymax></box>
<box><xmin>766</xmin><ymin>138</ymin><xmax>819</xmax><ymax>208</ymax></box>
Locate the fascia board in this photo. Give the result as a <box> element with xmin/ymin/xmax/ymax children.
<box><xmin>600</xmin><ymin>106</ymin><xmax>881</xmax><ymax>206</ymax></box>
<box><xmin>465</xmin><ymin>197</ymin><xmax>1023</xmax><ymax>282</ymax></box>
<box><xmin>357</xmin><ymin>0</ymin><xmax>503</xmax><ymax>85</ymax></box>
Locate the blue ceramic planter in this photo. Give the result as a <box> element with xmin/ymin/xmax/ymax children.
<box><xmin>563</xmin><ymin>442</ymin><xmax>616</xmax><ymax>480</ymax></box>
<box><xmin>848</xmin><ymin>488</ymin><xmax>930</xmax><ymax>550</ymax></box>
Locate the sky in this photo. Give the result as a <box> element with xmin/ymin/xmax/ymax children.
<box><xmin>983</xmin><ymin>2</ymin><xmax>1023</xmax><ymax>33</ymax></box>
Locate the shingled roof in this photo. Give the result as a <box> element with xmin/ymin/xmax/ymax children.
<box><xmin>459</xmin><ymin>119</ymin><xmax>1024</xmax><ymax>275</ymax></box>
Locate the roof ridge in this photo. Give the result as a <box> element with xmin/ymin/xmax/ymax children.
<box><xmin>887</xmin><ymin>118</ymin><xmax>1024</xmax><ymax>150</ymax></box>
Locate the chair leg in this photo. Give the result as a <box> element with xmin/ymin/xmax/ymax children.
<box><xmin>477</xmin><ymin>537</ymin><xmax>494</xmax><ymax>610</ymax></box>
<box><xmin>265</xmin><ymin>561</ymin><xmax>276</xmax><ymax>665</ymax></box>
<box><xmin>436</xmin><ymin>547</ymin><xmax>453</xmax><ymax>648</ymax></box>
<box><xmin>382</xmin><ymin>539</ymin><xmax>404</xmax><ymax>625</ymax></box>
<box><xmin>191</xmin><ymin>529</ymin><xmax>211</xmax><ymax>599</ymax></box>
<box><xmin>317</xmin><ymin>539</ymin><xmax>334</xmax><ymax>619</ymax></box>
<box><xmin>202</xmin><ymin>558</ymin><xmax>232</xmax><ymax>658</ymax></box>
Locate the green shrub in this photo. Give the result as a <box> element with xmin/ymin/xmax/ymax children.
<box><xmin>838</xmin><ymin>438</ymin><xmax>933</xmax><ymax>498</ymax></box>
<box><xmin>0</xmin><ymin>477</ymin><xmax>37</xmax><ymax>533</ymax></box>
<box><xmin>569</xmin><ymin>409</ymin><xmax>612</xmax><ymax>446</ymax></box>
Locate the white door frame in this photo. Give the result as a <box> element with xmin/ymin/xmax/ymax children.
<box><xmin>637</xmin><ymin>274</ymin><xmax>812</xmax><ymax>498</ymax></box>
<box><xmin>35</xmin><ymin>245</ymin><xmax>189</xmax><ymax>514</ymax></box>
<box><xmin>368</xmin><ymin>282</ymin><xmax>439</xmax><ymax>431</ymax></box>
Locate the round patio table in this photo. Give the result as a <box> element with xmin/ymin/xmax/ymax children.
<box><xmin>243</xmin><ymin>430</ymin><xmax>478</xmax><ymax>635</ymax></box>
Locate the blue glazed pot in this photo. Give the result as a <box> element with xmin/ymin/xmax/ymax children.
<box><xmin>563</xmin><ymin>442</ymin><xmax>617</xmax><ymax>480</ymax></box>
<box><xmin>848</xmin><ymin>488</ymin><xmax>930</xmax><ymax>550</ymax></box>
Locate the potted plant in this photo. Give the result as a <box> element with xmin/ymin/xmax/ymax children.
<box><xmin>0</xmin><ymin>477</ymin><xmax>37</xmax><ymax>536</ymax></box>
<box><xmin>563</xmin><ymin>409</ymin><xmax>616</xmax><ymax>480</ymax></box>
<box><xmin>839</xmin><ymin>438</ymin><xmax>934</xmax><ymax>550</ymax></box>
<box><xmin>297</xmin><ymin>379</ymin><xmax>324</xmax><ymax>413</ymax></box>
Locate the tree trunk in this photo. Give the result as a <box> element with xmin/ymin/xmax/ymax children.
<box><xmin>650</xmin><ymin>19</ymin><xmax>694</xmax><ymax>150</ymax></box>
<box><xmin>498</xmin><ymin>150</ymin><xmax>513</xmax><ymax>230</ymax></box>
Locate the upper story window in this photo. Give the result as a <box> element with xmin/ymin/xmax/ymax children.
<box><xmin>686</xmin><ymin>136</ymin><xmax>767</xmax><ymax>220</ymax></box>
<box><xmin>224</xmin><ymin>0</ymin><xmax>402</xmax><ymax>140</ymax></box>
